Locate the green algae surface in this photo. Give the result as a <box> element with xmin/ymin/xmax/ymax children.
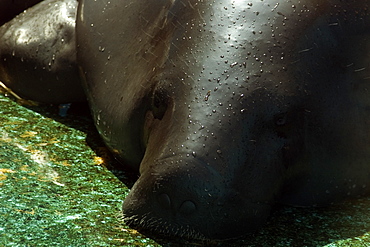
<box><xmin>0</xmin><ymin>93</ymin><xmax>369</xmax><ymax>247</ymax></box>
<box><xmin>0</xmin><ymin>95</ymin><xmax>157</xmax><ymax>246</ymax></box>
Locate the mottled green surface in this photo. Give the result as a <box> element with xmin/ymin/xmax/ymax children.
<box><xmin>0</xmin><ymin>93</ymin><xmax>369</xmax><ymax>247</ymax></box>
<box><xmin>0</xmin><ymin>94</ymin><xmax>158</xmax><ymax>246</ymax></box>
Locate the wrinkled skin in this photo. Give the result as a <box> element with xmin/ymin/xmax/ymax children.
<box><xmin>1</xmin><ymin>0</ymin><xmax>370</xmax><ymax>241</ymax></box>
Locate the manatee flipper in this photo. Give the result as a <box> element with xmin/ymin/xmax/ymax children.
<box><xmin>0</xmin><ymin>0</ymin><xmax>84</xmax><ymax>103</ymax></box>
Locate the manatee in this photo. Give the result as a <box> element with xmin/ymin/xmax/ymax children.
<box><xmin>0</xmin><ymin>0</ymin><xmax>84</xmax><ymax>103</ymax></box>
<box><xmin>76</xmin><ymin>0</ymin><xmax>370</xmax><ymax>240</ymax></box>
<box><xmin>1</xmin><ymin>0</ymin><xmax>370</xmax><ymax>241</ymax></box>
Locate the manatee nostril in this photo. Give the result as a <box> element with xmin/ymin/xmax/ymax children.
<box><xmin>157</xmin><ymin>193</ymin><xmax>196</xmax><ymax>215</ymax></box>
<box><xmin>179</xmin><ymin>200</ymin><xmax>196</xmax><ymax>215</ymax></box>
<box><xmin>157</xmin><ymin>193</ymin><xmax>171</xmax><ymax>209</ymax></box>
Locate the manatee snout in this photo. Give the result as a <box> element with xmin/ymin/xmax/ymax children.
<box><xmin>122</xmin><ymin>158</ymin><xmax>271</xmax><ymax>240</ymax></box>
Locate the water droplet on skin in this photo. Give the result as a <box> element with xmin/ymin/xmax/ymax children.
<box><xmin>96</xmin><ymin>114</ymin><xmax>101</xmax><ymax>125</ymax></box>
<box><xmin>230</xmin><ymin>62</ymin><xmax>238</xmax><ymax>68</ymax></box>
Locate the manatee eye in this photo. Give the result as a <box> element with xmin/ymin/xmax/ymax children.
<box><xmin>151</xmin><ymin>87</ymin><xmax>169</xmax><ymax>120</ymax></box>
<box><xmin>274</xmin><ymin>112</ymin><xmax>289</xmax><ymax>139</ymax></box>
<box><xmin>275</xmin><ymin>113</ymin><xmax>287</xmax><ymax>126</ymax></box>
<box><xmin>273</xmin><ymin>109</ymin><xmax>305</xmax><ymax>139</ymax></box>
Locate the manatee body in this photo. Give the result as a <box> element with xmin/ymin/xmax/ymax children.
<box><xmin>0</xmin><ymin>0</ymin><xmax>84</xmax><ymax>103</ymax></box>
<box><xmin>1</xmin><ymin>0</ymin><xmax>370</xmax><ymax>241</ymax></box>
<box><xmin>76</xmin><ymin>0</ymin><xmax>370</xmax><ymax>240</ymax></box>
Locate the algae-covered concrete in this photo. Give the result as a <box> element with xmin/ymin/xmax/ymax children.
<box><xmin>0</xmin><ymin>94</ymin><xmax>156</xmax><ymax>246</ymax></box>
<box><xmin>0</xmin><ymin>93</ymin><xmax>369</xmax><ymax>246</ymax></box>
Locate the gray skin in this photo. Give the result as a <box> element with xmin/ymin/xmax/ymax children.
<box><xmin>76</xmin><ymin>0</ymin><xmax>370</xmax><ymax>240</ymax></box>
<box><xmin>1</xmin><ymin>0</ymin><xmax>370</xmax><ymax>241</ymax></box>
<box><xmin>0</xmin><ymin>0</ymin><xmax>84</xmax><ymax>103</ymax></box>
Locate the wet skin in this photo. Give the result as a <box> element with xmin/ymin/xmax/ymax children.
<box><xmin>2</xmin><ymin>0</ymin><xmax>370</xmax><ymax>241</ymax></box>
<box><xmin>0</xmin><ymin>0</ymin><xmax>84</xmax><ymax>103</ymax></box>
